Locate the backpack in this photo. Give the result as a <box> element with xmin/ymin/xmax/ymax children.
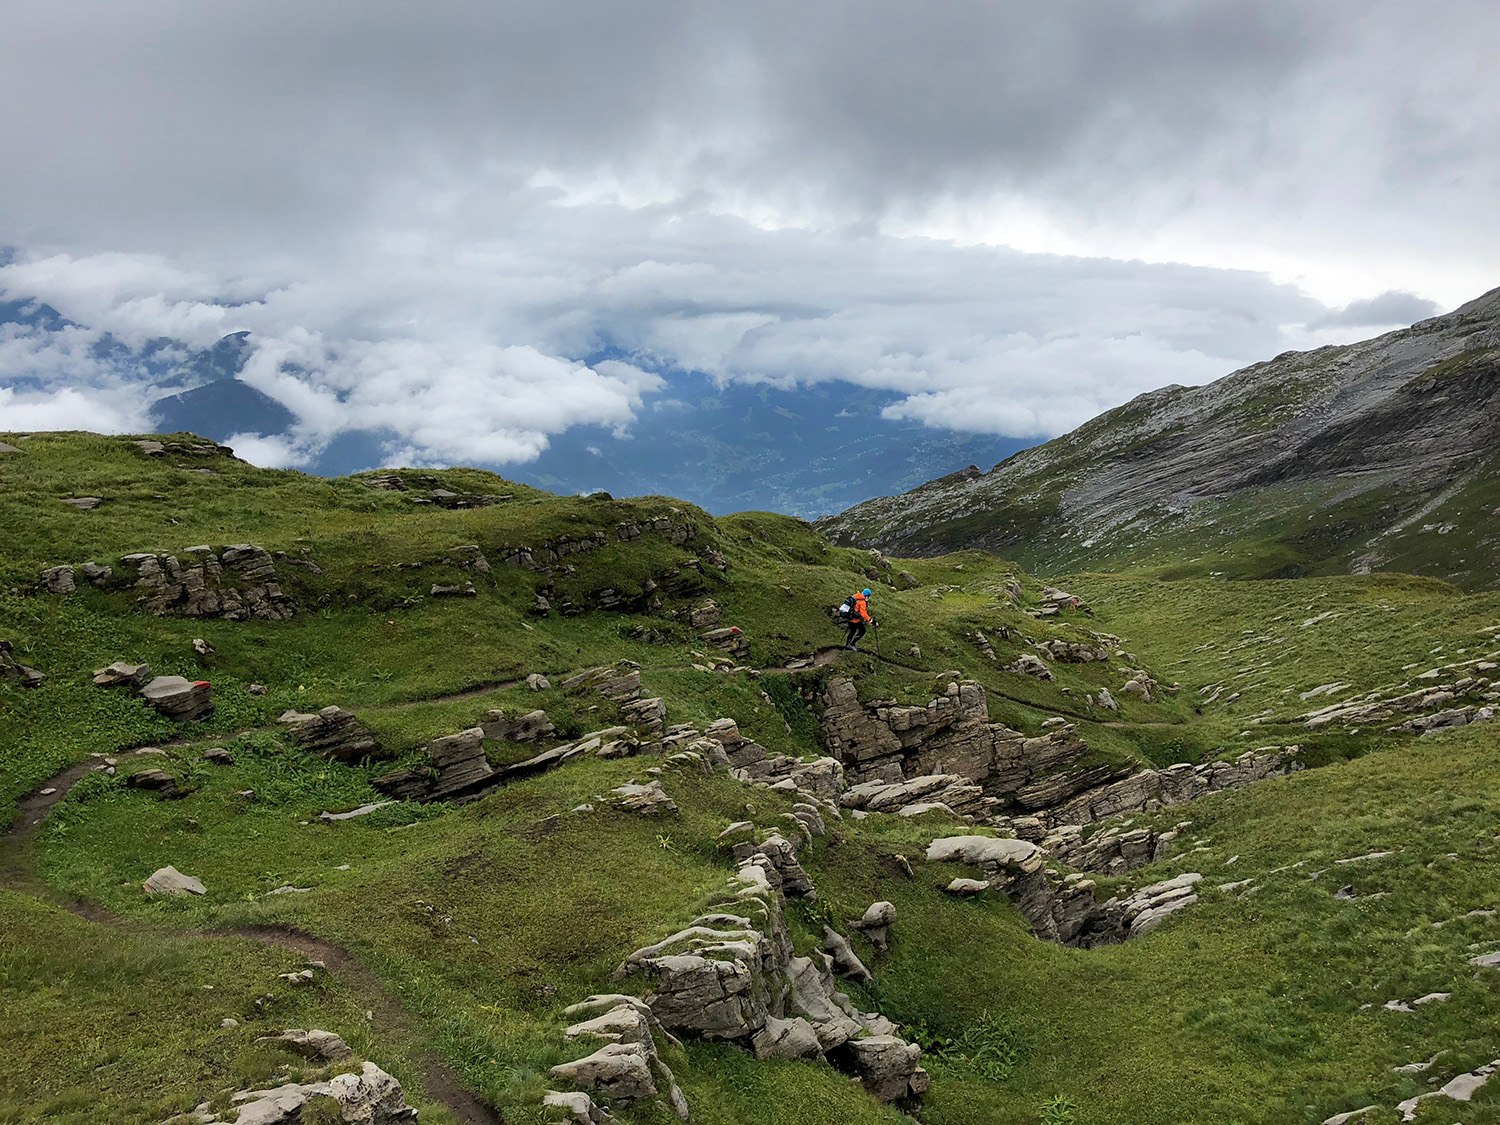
<box><xmin>836</xmin><ymin>596</ymin><xmax>856</xmax><ymax>622</ymax></box>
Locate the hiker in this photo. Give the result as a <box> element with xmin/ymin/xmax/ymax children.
<box><xmin>842</xmin><ymin>588</ymin><xmax>874</xmax><ymax>650</ymax></box>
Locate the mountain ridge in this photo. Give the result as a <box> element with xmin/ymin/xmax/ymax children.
<box><xmin>819</xmin><ymin>285</ymin><xmax>1500</xmax><ymax>589</ymax></box>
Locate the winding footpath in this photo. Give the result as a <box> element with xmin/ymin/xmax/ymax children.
<box><xmin>0</xmin><ymin>752</ymin><xmax>502</xmax><ymax>1125</ymax></box>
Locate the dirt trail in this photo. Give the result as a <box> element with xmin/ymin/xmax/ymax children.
<box><xmin>0</xmin><ymin>758</ymin><xmax>502</xmax><ymax>1125</ymax></box>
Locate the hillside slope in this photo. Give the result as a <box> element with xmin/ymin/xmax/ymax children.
<box><xmin>818</xmin><ymin>286</ymin><xmax>1500</xmax><ymax>588</ymax></box>
<box><xmin>5</xmin><ymin>432</ymin><xmax>1500</xmax><ymax>1125</ymax></box>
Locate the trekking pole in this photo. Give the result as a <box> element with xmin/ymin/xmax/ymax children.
<box><xmin>873</xmin><ymin>620</ymin><xmax>881</xmax><ymax>658</ymax></box>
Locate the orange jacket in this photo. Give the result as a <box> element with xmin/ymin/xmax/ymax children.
<box><xmin>851</xmin><ymin>594</ymin><xmax>871</xmax><ymax>623</ymax></box>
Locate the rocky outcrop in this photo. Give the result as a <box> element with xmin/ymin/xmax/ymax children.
<box><xmin>372</xmin><ymin>727</ymin><xmax>497</xmax><ymax>803</ymax></box>
<box><xmin>0</xmin><ymin>640</ymin><xmax>45</xmax><ymax>688</ymax></box>
<box><xmin>817</xmin><ymin>676</ymin><xmax>1088</xmax><ymax>799</ymax></box>
<box><xmin>141</xmin><ymin>676</ymin><xmax>214</xmax><ymax>721</ymax></box>
<box><xmin>1302</xmin><ymin>664</ymin><xmax>1500</xmax><ymax>732</ymax></box>
<box><xmin>91</xmin><ymin>660</ymin><xmax>151</xmax><ymax>689</ymax></box>
<box><xmin>611</xmin><ymin>848</ymin><xmax>928</xmax><ymax>1104</ymax></box>
<box><xmin>43</xmin><ymin>544</ymin><xmax>297</xmax><ymax>621</ymax></box>
<box><xmin>479</xmin><ymin>708</ymin><xmax>557</xmax><ymax>742</ymax></box>
<box><xmin>279</xmin><ymin>706</ymin><xmax>383</xmax><ymax>762</ymax></box>
<box><xmin>144</xmin><ymin>866</ymin><xmax>206</xmax><ymax>895</ymax></box>
<box><xmin>561</xmin><ymin>664</ymin><xmax>643</xmax><ymax>702</ymax></box>
<box><xmin>925</xmin><ymin>834</ymin><xmax>1204</xmax><ymax>947</ymax></box>
<box><xmin>1001</xmin><ymin>747</ymin><xmax>1303</xmax><ymax>833</ymax></box>
<box><xmin>1036</xmin><ymin>820</ymin><xmax>1183</xmax><ymax>874</ymax></box>
<box><xmin>228</xmin><ymin>1062</ymin><xmax>417</xmax><ymax>1125</ymax></box>
<box><xmin>1035</xmin><ymin>640</ymin><xmax>1109</xmax><ymax>663</ymax></box>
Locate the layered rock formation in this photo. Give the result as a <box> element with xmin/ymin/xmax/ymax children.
<box><xmin>39</xmin><ymin>544</ymin><xmax>297</xmax><ymax>621</ymax></box>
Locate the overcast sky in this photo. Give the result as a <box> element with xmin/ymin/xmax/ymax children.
<box><xmin>1</xmin><ymin>0</ymin><xmax>1496</xmax><ymax>468</ymax></box>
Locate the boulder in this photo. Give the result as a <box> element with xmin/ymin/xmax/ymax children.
<box><xmin>835</xmin><ymin>1035</ymin><xmax>930</xmax><ymax>1102</ymax></box>
<box><xmin>203</xmin><ymin>747</ymin><xmax>234</xmax><ymax>766</ymax></box>
<box><xmin>607</xmin><ymin>780</ymin><xmax>678</xmax><ymax>815</ymax></box>
<box><xmin>61</xmin><ymin>496</ymin><xmax>104</xmax><ymax>510</ymax></box>
<box><xmin>278</xmin><ymin>706</ymin><xmax>382</xmax><ymax>762</ymax></box>
<box><xmin>0</xmin><ymin>640</ymin><xmax>45</xmax><ymax>688</ymax></box>
<box><xmin>192</xmin><ymin>638</ymin><xmax>215</xmax><ymax>657</ymax></box>
<box><xmin>751</xmin><ymin>1016</ymin><xmax>824</xmax><ymax>1061</ymax></box>
<box><xmin>1008</xmin><ymin>653</ymin><xmax>1055</xmax><ymax>681</ymax></box>
<box><xmin>849</xmin><ymin>901</ymin><xmax>897</xmax><ymax>951</ymax></box>
<box><xmin>481</xmin><ymin>708</ymin><xmax>557</xmax><ymax>742</ymax></box>
<box><xmin>141</xmin><ymin>676</ymin><xmax>214</xmax><ymax>722</ymax></box>
<box><xmin>261</xmin><ymin>1029</ymin><xmax>352</xmax><ymax>1061</ymax></box>
<box><xmin>231</xmin><ymin>1061</ymin><xmax>416</xmax><ymax>1125</ymax></box>
<box><xmin>40</xmin><ymin>565</ymin><xmax>76</xmax><ymax>594</ymax></box>
<box><xmin>526</xmin><ymin>672</ymin><xmax>551</xmax><ymax>691</ymax></box>
<box><xmin>542</xmin><ymin>1090</ymin><xmax>621</xmax><ymax>1125</ymax></box>
<box><xmin>78</xmin><ymin>562</ymin><xmax>113</xmax><ymax>586</ymax></box>
<box><xmin>126</xmin><ymin>768</ymin><xmax>181</xmax><ymax>797</ymax></box>
<box><xmin>92</xmin><ymin>661</ymin><xmax>151</xmax><ymax>689</ymax></box>
<box><xmin>430</xmin><ymin>581</ymin><xmax>477</xmax><ymax>597</ymax></box>
<box><xmin>548</xmin><ymin>1042</ymin><xmax>657</xmax><ymax>1101</ymax></box>
<box><xmin>822</xmin><ymin>927</ymin><xmax>872</xmax><ymax>983</ymax></box>
<box><xmin>144</xmin><ymin>866</ymin><xmax>206</xmax><ymax>896</ymax></box>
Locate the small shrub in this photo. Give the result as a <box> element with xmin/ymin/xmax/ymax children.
<box><xmin>1039</xmin><ymin>1095</ymin><xmax>1079</xmax><ymax>1125</ymax></box>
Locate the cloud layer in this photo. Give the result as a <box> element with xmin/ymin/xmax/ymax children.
<box><xmin>0</xmin><ymin>1</ymin><xmax>1495</xmax><ymax>469</ymax></box>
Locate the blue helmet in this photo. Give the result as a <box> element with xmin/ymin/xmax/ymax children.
<box><xmin>861</xmin><ymin>588</ymin><xmax>872</xmax><ymax>597</ymax></box>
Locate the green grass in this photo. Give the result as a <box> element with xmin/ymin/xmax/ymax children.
<box><xmin>5</xmin><ymin>431</ymin><xmax>1500</xmax><ymax>1125</ymax></box>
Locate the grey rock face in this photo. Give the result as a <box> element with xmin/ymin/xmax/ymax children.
<box><xmin>143</xmin><ymin>866</ymin><xmax>206</xmax><ymax>895</ymax></box>
<box><xmin>92</xmin><ymin>661</ymin><xmax>152</xmax><ymax>688</ymax></box>
<box><xmin>231</xmin><ymin>1061</ymin><xmax>417</xmax><ymax>1125</ymax></box>
<box><xmin>279</xmin><ymin>706</ymin><xmax>383</xmax><ymax>762</ymax></box>
<box><xmin>612</xmin><ymin>850</ymin><xmax>927</xmax><ymax>1104</ymax></box>
<box><xmin>41</xmin><ymin>565</ymin><xmax>77</xmax><ymax>594</ymax></box>
<box><xmin>0</xmin><ymin>640</ymin><xmax>45</xmax><ymax>688</ymax></box>
<box><xmin>141</xmin><ymin>676</ymin><xmax>214</xmax><ymax>721</ymax></box>
<box><xmin>480</xmin><ymin>708</ymin><xmax>556</xmax><ymax>743</ymax></box>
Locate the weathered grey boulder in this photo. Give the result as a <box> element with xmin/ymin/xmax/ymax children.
<box><xmin>231</xmin><ymin>1061</ymin><xmax>416</xmax><ymax>1125</ymax></box>
<box><xmin>41</xmin><ymin>565</ymin><xmax>76</xmax><ymax>594</ymax></box>
<box><xmin>0</xmin><ymin>641</ymin><xmax>45</xmax><ymax>688</ymax></box>
<box><xmin>481</xmin><ymin>708</ymin><xmax>556</xmax><ymax>742</ymax></box>
<box><xmin>203</xmin><ymin>746</ymin><xmax>234</xmax><ymax>766</ymax></box>
<box><xmin>77</xmin><ymin>561</ymin><xmax>113</xmax><ymax>586</ymax></box>
<box><xmin>1008</xmin><ymin>653</ymin><xmax>1055</xmax><ymax>681</ymax></box>
<box><xmin>751</xmin><ymin>1016</ymin><xmax>824</xmax><ymax>1061</ymax></box>
<box><xmin>548</xmin><ymin>1043</ymin><xmax>657</xmax><ymax>1101</ymax></box>
<box><xmin>144</xmin><ymin>866</ymin><xmax>206</xmax><ymax>895</ymax></box>
<box><xmin>822</xmin><ymin>927</ymin><xmax>872</xmax><ymax>983</ymax></box>
<box><xmin>1036</xmin><ymin>640</ymin><xmax>1109</xmax><ymax>663</ymax></box>
<box><xmin>543</xmin><ymin>1090</ymin><xmax>621</xmax><ymax>1125</ymax></box>
<box><xmin>607</xmin><ymin>780</ymin><xmax>678</xmax><ymax>815</ymax></box>
<box><xmin>279</xmin><ymin>706</ymin><xmax>382</xmax><ymax>762</ymax></box>
<box><xmin>141</xmin><ymin>676</ymin><xmax>214</xmax><ymax>721</ymax></box>
<box><xmin>430</xmin><ymin>581</ymin><xmax>476</xmax><ymax>597</ymax></box>
<box><xmin>561</xmin><ymin>665</ymin><xmax>642</xmax><ymax>701</ymax></box>
<box><xmin>849</xmin><ymin>901</ymin><xmax>897</xmax><ymax>951</ymax></box>
<box><xmin>126</xmin><ymin>768</ymin><xmax>181</xmax><ymax>797</ymax></box>
<box><xmin>61</xmin><ymin>496</ymin><xmax>104</xmax><ymax>510</ymax></box>
<box><xmin>93</xmin><ymin>661</ymin><xmax>151</xmax><ymax>688</ymax></box>
<box><xmin>261</xmin><ymin>1029</ymin><xmax>352</xmax><ymax>1061</ymax></box>
<box><xmin>526</xmin><ymin>672</ymin><xmax>551</xmax><ymax>691</ymax></box>
<box><xmin>835</xmin><ymin>1035</ymin><xmax>930</xmax><ymax>1102</ymax></box>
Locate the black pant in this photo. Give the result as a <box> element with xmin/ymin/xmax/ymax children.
<box><xmin>845</xmin><ymin>621</ymin><xmax>867</xmax><ymax>647</ymax></box>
